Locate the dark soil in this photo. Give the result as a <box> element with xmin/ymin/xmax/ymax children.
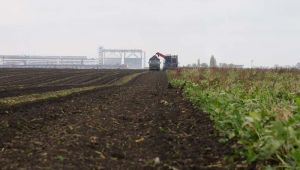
<box><xmin>0</xmin><ymin>69</ymin><xmax>140</xmax><ymax>98</ymax></box>
<box><xmin>0</xmin><ymin>71</ymin><xmax>230</xmax><ymax>169</ymax></box>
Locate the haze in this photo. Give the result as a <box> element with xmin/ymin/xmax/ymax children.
<box><xmin>0</xmin><ymin>0</ymin><xmax>299</xmax><ymax>67</ymax></box>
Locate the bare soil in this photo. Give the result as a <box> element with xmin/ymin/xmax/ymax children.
<box><xmin>0</xmin><ymin>70</ymin><xmax>230</xmax><ymax>169</ymax></box>
<box><xmin>0</xmin><ymin>69</ymin><xmax>140</xmax><ymax>98</ymax></box>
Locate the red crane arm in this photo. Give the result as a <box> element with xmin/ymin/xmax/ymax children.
<box><xmin>155</xmin><ymin>52</ymin><xmax>166</xmax><ymax>58</ymax></box>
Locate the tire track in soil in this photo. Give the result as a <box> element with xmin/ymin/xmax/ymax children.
<box><xmin>0</xmin><ymin>72</ymin><xmax>230</xmax><ymax>169</ymax></box>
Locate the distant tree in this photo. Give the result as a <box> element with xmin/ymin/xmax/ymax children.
<box><xmin>197</xmin><ymin>59</ymin><xmax>200</xmax><ymax>67</ymax></box>
<box><xmin>274</xmin><ymin>64</ymin><xmax>281</xmax><ymax>69</ymax></box>
<box><xmin>210</xmin><ymin>55</ymin><xmax>217</xmax><ymax>68</ymax></box>
<box><xmin>200</xmin><ymin>63</ymin><xmax>208</xmax><ymax>68</ymax></box>
<box><xmin>296</xmin><ymin>62</ymin><xmax>300</xmax><ymax>69</ymax></box>
<box><xmin>219</xmin><ymin>63</ymin><xmax>228</xmax><ymax>68</ymax></box>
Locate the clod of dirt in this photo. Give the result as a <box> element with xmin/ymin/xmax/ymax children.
<box><xmin>110</xmin><ymin>150</ymin><xmax>125</xmax><ymax>160</ymax></box>
<box><xmin>89</xmin><ymin>136</ymin><xmax>98</xmax><ymax>145</ymax></box>
<box><xmin>154</xmin><ymin>157</ymin><xmax>160</xmax><ymax>165</ymax></box>
<box><xmin>95</xmin><ymin>151</ymin><xmax>106</xmax><ymax>159</ymax></box>
<box><xmin>33</xmin><ymin>141</ymin><xmax>43</xmax><ymax>146</ymax></box>
<box><xmin>135</xmin><ymin>137</ymin><xmax>145</xmax><ymax>143</ymax></box>
<box><xmin>160</xmin><ymin>100</ymin><xmax>169</xmax><ymax>106</ymax></box>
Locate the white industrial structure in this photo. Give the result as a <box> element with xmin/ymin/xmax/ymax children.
<box><xmin>0</xmin><ymin>55</ymin><xmax>102</xmax><ymax>69</ymax></box>
<box><xmin>99</xmin><ymin>46</ymin><xmax>146</xmax><ymax>69</ymax></box>
<box><xmin>0</xmin><ymin>47</ymin><xmax>146</xmax><ymax>69</ymax></box>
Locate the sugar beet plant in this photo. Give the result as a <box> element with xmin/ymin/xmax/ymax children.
<box><xmin>168</xmin><ymin>68</ymin><xmax>300</xmax><ymax>169</ymax></box>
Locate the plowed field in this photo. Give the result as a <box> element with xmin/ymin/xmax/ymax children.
<box><xmin>0</xmin><ymin>69</ymin><xmax>230</xmax><ymax>169</ymax></box>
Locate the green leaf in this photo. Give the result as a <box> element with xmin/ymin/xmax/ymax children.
<box><xmin>246</xmin><ymin>148</ymin><xmax>258</xmax><ymax>163</ymax></box>
<box><xmin>249</xmin><ymin>112</ymin><xmax>261</xmax><ymax>121</ymax></box>
<box><xmin>56</xmin><ymin>155</ymin><xmax>65</xmax><ymax>161</ymax></box>
<box><xmin>291</xmin><ymin>149</ymin><xmax>300</xmax><ymax>163</ymax></box>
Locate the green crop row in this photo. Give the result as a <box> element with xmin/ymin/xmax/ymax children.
<box><xmin>168</xmin><ymin>68</ymin><xmax>300</xmax><ymax>169</ymax></box>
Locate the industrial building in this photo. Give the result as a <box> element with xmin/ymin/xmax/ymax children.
<box><xmin>0</xmin><ymin>47</ymin><xmax>146</xmax><ymax>69</ymax></box>
<box><xmin>0</xmin><ymin>55</ymin><xmax>100</xmax><ymax>69</ymax></box>
<box><xmin>99</xmin><ymin>47</ymin><xmax>146</xmax><ymax>69</ymax></box>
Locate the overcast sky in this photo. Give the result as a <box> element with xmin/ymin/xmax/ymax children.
<box><xmin>0</xmin><ymin>0</ymin><xmax>299</xmax><ymax>67</ymax></box>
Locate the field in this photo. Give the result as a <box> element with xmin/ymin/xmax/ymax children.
<box><xmin>0</xmin><ymin>68</ymin><xmax>229</xmax><ymax>169</ymax></box>
<box><xmin>168</xmin><ymin>68</ymin><xmax>300</xmax><ymax>169</ymax></box>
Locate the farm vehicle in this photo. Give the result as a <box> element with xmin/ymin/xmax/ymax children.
<box><xmin>149</xmin><ymin>52</ymin><xmax>178</xmax><ymax>71</ymax></box>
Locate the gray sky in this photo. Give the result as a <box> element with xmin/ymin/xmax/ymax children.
<box><xmin>0</xmin><ymin>0</ymin><xmax>299</xmax><ymax>67</ymax></box>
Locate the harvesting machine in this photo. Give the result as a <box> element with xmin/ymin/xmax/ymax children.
<box><xmin>149</xmin><ymin>52</ymin><xmax>178</xmax><ymax>71</ymax></box>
